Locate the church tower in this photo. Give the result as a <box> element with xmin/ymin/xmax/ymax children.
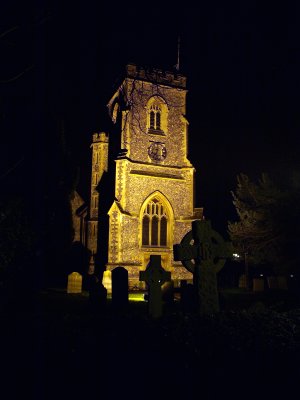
<box><xmin>89</xmin><ymin>63</ymin><xmax>203</xmax><ymax>288</ymax></box>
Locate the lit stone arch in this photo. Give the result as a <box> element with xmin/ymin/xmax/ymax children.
<box><xmin>146</xmin><ymin>96</ymin><xmax>168</xmax><ymax>134</ymax></box>
<box><xmin>140</xmin><ymin>192</ymin><xmax>174</xmax><ymax>248</ymax></box>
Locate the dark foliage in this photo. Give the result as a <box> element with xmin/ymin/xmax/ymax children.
<box><xmin>228</xmin><ymin>172</ymin><xmax>300</xmax><ymax>275</ymax></box>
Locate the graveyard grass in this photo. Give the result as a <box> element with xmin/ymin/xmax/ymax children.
<box><xmin>1</xmin><ymin>285</ymin><xmax>300</xmax><ymax>399</ymax></box>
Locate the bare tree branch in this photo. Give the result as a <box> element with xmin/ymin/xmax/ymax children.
<box><xmin>0</xmin><ymin>157</ymin><xmax>24</xmax><ymax>180</ymax></box>
<box><xmin>0</xmin><ymin>64</ymin><xmax>34</xmax><ymax>84</ymax></box>
<box><xmin>0</xmin><ymin>25</ymin><xmax>19</xmax><ymax>40</ymax></box>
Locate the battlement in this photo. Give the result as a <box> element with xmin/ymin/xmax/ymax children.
<box><xmin>92</xmin><ymin>132</ymin><xmax>109</xmax><ymax>143</ymax></box>
<box><xmin>126</xmin><ymin>63</ymin><xmax>187</xmax><ymax>89</ymax></box>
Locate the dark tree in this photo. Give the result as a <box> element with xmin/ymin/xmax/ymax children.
<box><xmin>0</xmin><ymin>195</ymin><xmax>35</xmax><ymax>286</ymax></box>
<box><xmin>36</xmin><ymin>119</ymin><xmax>79</xmax><ymax>287</ymax></box>
<box><xmin>228</xmin><ymin>172</ymin><xmax>300</xmax><ymax>280</ymax></box>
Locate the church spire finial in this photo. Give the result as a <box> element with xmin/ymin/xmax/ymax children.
<box><xmin>175</xmin><ymin>35</ymin><xmax>180</xmax><ymax>72</ymax></box>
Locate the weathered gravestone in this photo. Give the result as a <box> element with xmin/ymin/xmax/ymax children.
<box><xmin>139</xmin><ymin>255</ymin><xmax>171</xmax><ymax>318</ymax></box>
<box><xmin>67</xmin><ymin>272</ymin><xmax>82</xmax><ymax>294</ymax></box>
<box><xmin>267</xmin><ymin>276</ymin><xmax>278</xmax><ymax>290</ymax></box>
<box><xmin>277</xmin><ymin>276</ymin><xmax>288</xmax><ymax>290</ymax></box>
<box><xmin>253</xmin><ymin>278</ymin><xmax>264</xmax><ymax>292</ymax></box>
<box><xmin>173</xmin><ymin>219</ymin><xmax>232</xmax><ymax>315</ymax></box>
<box><xmin>102</xmin><ymin>270</ymin><xmax>112</xmax><ymax>294</ymax></box>
<box><xmin>266</xmin><ymin>275</ymin><xmax>289</xmax><ymax>290</ymax></box>
<box><xmin>112</xmin><ymin>267</ymin><xmax>129</xmax><ymax>308</ymax></box>
<box><xmin>238</xmin><ymin>273</ymin><xmax>247</xmax><ymax>289</ymax></box>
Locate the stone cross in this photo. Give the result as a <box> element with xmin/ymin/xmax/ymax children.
<box><xmin>173</xmin><ymin>219</ymin><xmax>232</xmax><ymax>315</ymax></box>
<box><xmin>139</xmin><ymin>255</ymin><xmax>171</xmax><ymax>318</ymax></box>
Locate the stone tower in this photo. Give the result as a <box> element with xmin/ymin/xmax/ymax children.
<box><xmin>86</xmin><ymin>132</ymin><xmax>108</xmax><ymax>274</ymax></box>
<box><xmin>88</xmin><ymin>63</ymin><xmax>203</xmax><ymax>288</ymax></box>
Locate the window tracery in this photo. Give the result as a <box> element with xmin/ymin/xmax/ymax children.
<box><xmin>142</xmin><ymin>198</ymin><xmax>168</xmax><ymax>247</ymax></box>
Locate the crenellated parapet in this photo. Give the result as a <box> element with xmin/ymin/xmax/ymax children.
<box><xmin>126</xmin><ymin>63</ymin><xmax>187</xmax><ymax>89</ymax></box>
<box><xmin>92</xmin><ymin>132</ymin><xmax>108</xmax><ymax>143</ymax></box>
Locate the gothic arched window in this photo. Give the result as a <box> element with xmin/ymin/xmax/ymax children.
<box><xmin>142</xmin><ymin>198</ymin><xmax>168</xmax><ymax>247</ymax></box>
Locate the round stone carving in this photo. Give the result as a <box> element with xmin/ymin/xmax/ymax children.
<box><xmin>148</xmin><ymin>142</ymin><xmax>167</xmax><ymax>161</ymax></box>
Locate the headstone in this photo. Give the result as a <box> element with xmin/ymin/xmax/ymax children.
<box><xmin>267</xmin><ymin>276</ymin><xmax>278</xmax><ymax>290</ymax></box>
<box><xmin>277</xmin><ymin>276</ymin><xmax>288</xmax><ymax>290</ymax></box>
<box><xmin>67</xmin><ymin>272</ymin><xmax>82</xmax><ymax>293</ymax></box>
<box><xmin>139</xmin><ymin>255</ymin><xmax>171</xmax><ymax>318</ymax></box>
<box><xmin>102</xmin><ymin>270</ymin><xmax>112</xmax><ymax>294</ymax></box>
<box><xmin>238</xmin><ymin>274</ymin><xmax>247</xmax><ymax>289</ymax></box>
<box><xmin>89</xmin><ymin>275</ymin><xmax>107</xmax><ymax>309</ymax></box>
<box><xmin>112</xmin><ymin>267</ymin><xmax>128</xmax><ymax>308</ymax></box>
<box><xmin>253</xmin><ymin>278</ymin><xmax>264</xmax><ymax>292</ymax></box>
<box><xmin>173</xmin><ymin>220</ymin><xmax>232</xmax><ymax>315</ymax></box>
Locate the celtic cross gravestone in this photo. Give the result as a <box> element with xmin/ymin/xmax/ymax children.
<box><xmin>173</xmin><ymin>219</ymin><xmax>232</xmax><ymax>315</ymax></box>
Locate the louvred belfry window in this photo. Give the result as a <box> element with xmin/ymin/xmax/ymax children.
<box><xmin>149</xmin><ymin>104</ymin><xmax>162</xmax><ymax>131</ymax></box>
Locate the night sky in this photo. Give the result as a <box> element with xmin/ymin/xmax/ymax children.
<box><xmin>1</xmin><ymin>1</ymin><xmax>300</xmax><ymax>236</ymax></box>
